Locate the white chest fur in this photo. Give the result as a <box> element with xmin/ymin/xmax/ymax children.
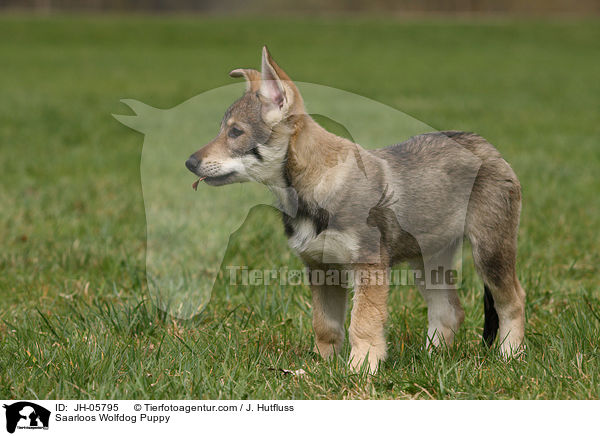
<box><xmin>287</xmin><ymin>217</ymin><xmax>359</xmax><ymax>264</ymax></box>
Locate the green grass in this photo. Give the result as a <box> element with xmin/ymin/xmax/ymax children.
<box><xmin>1</xmin><ymin>14</ymin><xmax>599</xmax><ymax>399</ymax></box>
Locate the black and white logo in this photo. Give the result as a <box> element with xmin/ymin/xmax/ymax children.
<box><xmin>3</xmin><ymin>402</ymin><xmax>50</xmax><ymax>434</ymax></box>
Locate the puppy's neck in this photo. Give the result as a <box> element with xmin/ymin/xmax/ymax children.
<box><xmin>265</xmin><ymin>114</ymin><xmax>358</xmax><ymax>218</ymax></box>
<box><xmin>285</xmin><ymin>115</ymin><xmax>355</xmax><ymax>203</ymax></box>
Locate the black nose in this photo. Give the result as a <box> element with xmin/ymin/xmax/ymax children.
<box><xmin>185</xmin><ymin>155</ymin><xmax>199</xmax><ymax>173</ymax></box>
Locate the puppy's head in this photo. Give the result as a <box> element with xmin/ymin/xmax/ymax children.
<box><xmin>185</xmin><ymin>46</ymin><xmax>304</xmax><ymax>186</ymax></box>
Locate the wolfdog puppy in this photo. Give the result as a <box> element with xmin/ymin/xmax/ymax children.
<box><xmin>186</xmin><ymin>47</ymin><xmax>525</xmax><ymax>372</ymax></box>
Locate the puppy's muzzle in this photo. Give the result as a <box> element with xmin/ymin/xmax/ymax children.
<box><xmin>185</xmin><ymin>155</ymin><xmax>200</xmax><ymax>174</ymax></box>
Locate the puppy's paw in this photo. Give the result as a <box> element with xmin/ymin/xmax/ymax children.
<box><xmin>314</xmin><ymin>341</ymin><xmax>341</xmax><ymax>360</ymax></box>
<box><xmin>349</xmin><ymin>345</ymin><xmax>386</xmax><ymax>374</ymax></box>
<box><xmin>500</xmin><ymin>342</ymin><xmax>526</xmax><ymax>360</ymax></box>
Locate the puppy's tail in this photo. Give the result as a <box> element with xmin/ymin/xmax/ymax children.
<box><xmin>483</xmin><ymin>285</ymin><xmax>499</xmax><ymax>347</ymax></box>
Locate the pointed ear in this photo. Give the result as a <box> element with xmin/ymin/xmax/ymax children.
<box><xmin>259</xmin><ymin>46</ymin><xmax>287</xmax><ymax>109</ymax></box>
<box><xmin>229</xmin><ymin>68</ymin><xmax>260</xmax><ymax>93</ymax></box>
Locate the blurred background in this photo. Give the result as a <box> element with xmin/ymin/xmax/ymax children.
<box><xmin>1</xmin><ymin>0</ymin><xmax>599</xmax><ymax>14</ymax></box>
<box><xmin>1</xmin><ymin>0</ymin><xmax>599</xmax><ymax>399</ymax></box>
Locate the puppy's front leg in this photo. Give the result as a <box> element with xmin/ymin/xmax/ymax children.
<box><xmin>311</xmin><ymin>282</ymin><xmax>348</xmax><ymax>359</ymax></box>
<box><xmin>349</xmin><ymin>266</ymin><xmax>389</xmax><ymax>373</ymax></box>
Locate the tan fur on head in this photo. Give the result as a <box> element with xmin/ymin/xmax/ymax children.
<box><xmin>229</xmin><ymin>48</ymin><xmax>306</xmax><ymax>131</ymax></box>
<box><xmin>260</xmin><ymin>46</ymin><xmax>305</xmax><ymax>116</ymax></box>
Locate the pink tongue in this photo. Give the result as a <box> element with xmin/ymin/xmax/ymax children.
<box><xmin>192</xmin><ymin>177</ymin><xmax>205</xmax><ymax>191</ymax></box>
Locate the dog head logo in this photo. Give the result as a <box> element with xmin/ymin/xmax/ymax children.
<box><xmin>114</xmin><ymin>47</ymin><xmax>479</xmax><ymax>320</ymax></box>
<box><xmin>3</xmin><ymin>402</ymin><xmax>50</xmax><ymax>434</ymax></box>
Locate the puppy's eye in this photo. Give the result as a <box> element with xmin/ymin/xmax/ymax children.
<box><xmin>228</xmin><ymin>127</ymin><xmax>244</xmax><ymax>139</ymax></box>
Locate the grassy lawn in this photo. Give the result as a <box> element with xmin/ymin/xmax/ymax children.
<box><xmin>1</xmin><ymin>15</ymin><xmax>599</xmax><ymax>399</ymax></box>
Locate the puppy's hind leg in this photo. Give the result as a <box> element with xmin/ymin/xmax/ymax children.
<box><xmin>472</xmin><ymin>242</ymin><xmax>525</xmax><ymax>356</ymax></box>
<box><xmin>411</xmin><ymin>244</ymin><xmax>465</xmax><ymax>350</ymax></box>
<box><xmin>467</xmin><ymin>177</ymin><xmax>525</xmax><ymax>356</ymax></box>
